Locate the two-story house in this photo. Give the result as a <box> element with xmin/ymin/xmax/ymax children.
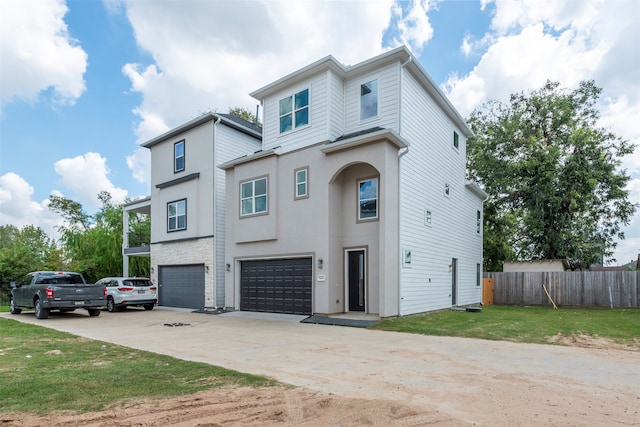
<box><xmin>220</xmin><ymin>46</ymin><xmax>486</xmax><ymax>318</ymax></box>
<box><xmin>140</xmin><ymin>113</ymin><xmax>261</xmax><ymax>310</ymax></box>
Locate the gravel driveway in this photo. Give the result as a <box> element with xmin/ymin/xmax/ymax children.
<box><xmin>3</xmin><ymin>307</ymin><xmax>639</xmax><ymax>425</ymax></box>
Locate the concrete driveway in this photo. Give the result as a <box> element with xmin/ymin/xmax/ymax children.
<box><xmin>3</xmin><ymin>307</ymin><xmax>639</xmax><ymax>425</ymax></box>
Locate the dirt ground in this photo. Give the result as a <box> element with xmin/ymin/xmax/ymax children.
<box><xmin>2</xmin><ymin>335</ymin><xmax>638</xmax><ymax>427</ymax></box>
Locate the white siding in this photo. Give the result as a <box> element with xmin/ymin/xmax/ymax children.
<box><xmin>398</xmin><ymin>70</ymin><xmax>482</xmax><ymax>315</ymax></box>
<box><xmin>262</xmin><ymin>72</ymin><xmax>330</xmax><ymax>153</ymax></box>
<box><xmin>327</xmin><ymin>70</ymin><xmax>345</xmax><ymax>140</ymax></box>
<box><xmin>214</xmin><ymin>125</ymin><xmax>261</xmax><ymax>307</ymax></box>
<box><xmin>343</xmin><ymin>62</ymin><xmax>400</xmax><ymax>134</ymax></box>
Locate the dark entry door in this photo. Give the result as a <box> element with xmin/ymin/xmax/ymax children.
<box><xmin>348</xmin><ymin>250</ymin><xmax>365</xmax><ymax>312</ymax></box>
<box><xmin>451</xmin><ymin>258</ymin><xmax>458</xmax><ymax>306</ymax></box>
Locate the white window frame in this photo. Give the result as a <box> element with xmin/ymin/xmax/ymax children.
<box><xmin>240</xmin><ymin>176</ymin><xmax>268</xmax><ymax>217</ymax></box>
<box><xmin>295</xmin><ymin>167</ymin><xmax>309</xmax><ymax>200</ymax></box>
<box><xmin>358</xmin><ymin>177</ymin><xmax>379</xmax><ymax>221</ymax></box>
<box><xmin>453</xmin><ymin>130</ymin><xmax>459</xmax><ymax>151</ymax></box>
<box><xmin>476</xmin><ymin>210</ymin><xmax>481</xmax><ymax>234</ymax></box>
<box><xmin>359</xmin><ymin>78</ymin><xmax>379</xmax><ymax>121</ymax></box>
<box><xmin>279</xmin><ymin>88</ymin><xmax>309</xmax><ymax>134</ymax></box>
<box><xmin>174</xmin><ymin>140</ymin><xmax>185</xmax><ymax>173</ymax></box>
<box><xmin>167</xmin><ymin>199</ymin><xmax>186</xmax><ymax>232</ymax></box>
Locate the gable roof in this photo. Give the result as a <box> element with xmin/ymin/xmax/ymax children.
<box><xmin>142</xmin><ymin>112</ymin><xmax>262</xmax><ymax>149</ymax></box>
<box><xmin>250</xmin><ymin>46</ymin><xmax>472</xmax><ymax>138</ymax></box>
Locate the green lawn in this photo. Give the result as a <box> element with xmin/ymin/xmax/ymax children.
<box><xmin>0</xmin><ymin>318</ymin><xmax>276</xmax><ymax>414</ymax></box>
<box><xmin>372</xmin><ymin>305</ymin><xmax>640</xmax><ymax>347</ymax></box>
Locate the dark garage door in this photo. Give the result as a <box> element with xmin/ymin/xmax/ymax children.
<box><xmin>240</xmin><ymin>258</ymin><xmax>312</xmax><ymax>315</ymax></box>
<box><xmin>158</xmin><ymin>264</ymin><xmax>205</xmax><ymax>309</ymax></box>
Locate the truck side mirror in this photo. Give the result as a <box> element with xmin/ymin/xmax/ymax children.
<box><xmin>10</xmin><ymin>281</ymin><xmax>18</xmax><ymax>289</ymax></box>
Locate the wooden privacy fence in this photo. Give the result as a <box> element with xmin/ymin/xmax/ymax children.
<box><xmin>484</xmin><ymin>271</ymin><xmax>640</xmax><ymax>308</ymax></box>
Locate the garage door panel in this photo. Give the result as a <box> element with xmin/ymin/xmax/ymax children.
<box><xmin>158</xmin><ymin>265</ymin><xmax>205</xmax><ymax>310</ymax></box>
<box><xmin>240</xmin><ymin>258</ymin><xmax>312</xmax><ymax>315</ymax></box>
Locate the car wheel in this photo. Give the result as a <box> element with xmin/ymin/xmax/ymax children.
<box><xmin>34</xmin><ymin>298</ymin><xmax>49</xmax><ymax>319</ymax></box>
<box><xmin>10</xmin><ymin>298</ymin><xmax>22</xmax><ymax>314</ymax></box>
<box><xmin>107</xmin><ymin>297</ymin><xmax>116</xmax><ymax>313</ymax></box>
<box><xmin>143</xmin><ymin>304</ymin><xmax>154</xmax><ymax>311</ymax></box>
<box><xmin>87</xmin><ymin>308</ymin><xmax>101</xmax><ymax>317</ymax></box>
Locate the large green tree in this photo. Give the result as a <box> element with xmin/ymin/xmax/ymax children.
<box><xmin>0</xmin><ymin>225</ymin><xmax>63</xmax><ymax>301</ymax></box>
<box><xmin>468</xmin><ymin>80</ymin><xmax>636</xmax><ymax>271</ymax></box>
<box><xmin>49</xmin><ymin>192</ymin><xmax>150</xmax><ymax>282</ymax></box>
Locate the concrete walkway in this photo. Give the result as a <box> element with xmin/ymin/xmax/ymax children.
<box><xmin>3</xmin><ymin>307</ymin><xmax>639</xmax><ymax>425</ymax></box>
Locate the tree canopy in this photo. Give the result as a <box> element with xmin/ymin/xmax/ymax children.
<box><xmin>228</xmin><ymin>106</ymin><xmax>261</xmax><ymax>126</ymax></box>
<box><xmin>468</xmin><ymin>80</ymin><xmax>636</xmax><ymax>271</ymax></box>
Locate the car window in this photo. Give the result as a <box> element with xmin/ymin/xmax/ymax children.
<box><xmin>124</xmin><ymin>279</ymin><xmax>152</xmax><ymax>287</ymax></box>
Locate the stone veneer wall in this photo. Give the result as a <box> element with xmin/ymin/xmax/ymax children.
<box><xmin>149</xmin><ymin>237</ymin><xmax>216</xmax><ymax>308</ymax></box>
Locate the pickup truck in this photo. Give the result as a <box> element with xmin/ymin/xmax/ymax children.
<box><xmin>10</xmin><ymin>271</ymin><xmax>107</xmax><ymax>319</ymax></box>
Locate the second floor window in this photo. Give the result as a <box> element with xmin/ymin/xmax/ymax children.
<box><xmin>167</xmin><ymin>199</ymin><xmax>186</xmax><ymax>232</ymax></box>
<box><xmin>295</xmin><ymin>167</ymin><xmax>308</xmax><ymax>199</ymax></box>
<box><xmin>360</xmin><ymin>79</ymin><xmax>378</xmax><ymax>120</ymax></box>
<box><xmin>279</xmin><ymin>89</ymin><xmax>309</xmax><ymax>133</ymax></box>
<box><xmin>174</xmin><ymin>140</ymin><xmax>185</xmax><ymax>172</ymax></box>
<box><xmin>241</xmin><ymin>177</ymin><xmax>268</xmax><ymax>216</ymax></box>
<box><xmin>358</xmin><ymin>178</ymin><xmax>378</xmax><ymax>220</ymax></box>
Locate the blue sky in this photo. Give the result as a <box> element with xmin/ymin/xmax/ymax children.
<box><xmin>1</xmin><ymin>0</ymin><xmax>639</xmax><ymax>265</ymax></box>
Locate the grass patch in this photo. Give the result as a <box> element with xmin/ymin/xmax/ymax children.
<box><xmin>372</xmin><ymin>305</ymin><xmax>640</xmax><ymax>347</ymax></box>
<box><xmin>0</xmin><ymin>318</ymin><xmax>276</xmax><ymax>414</ymax></box>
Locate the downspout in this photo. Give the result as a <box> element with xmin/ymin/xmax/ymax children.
<box><xmin>212</xmin><ymin>115</ymin><xmax>222</xmax><ymax>310</ymax></box>
<box><xmin>396</xmin><ymin>54</ymin><xmax>411</xmax><ymax>316</ymax></box>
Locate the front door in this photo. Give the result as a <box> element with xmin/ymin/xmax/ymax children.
<box><xmin>347</xmin><ymin>250</ymin><xmax>366</xmax><ymax>312</ymax></box>
<box><xmin>451</xmin><ymin>258</ymin><xmax>458</xmax><ymax>306</ymax></box>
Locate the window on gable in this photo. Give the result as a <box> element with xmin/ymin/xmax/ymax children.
<box><xmin>453</xmin><ymin>131</ymin><xmax>459</xmax><ymax>150</ymax></box>
<box><xmin>167</xmin><ymin>199</ymin><xmax>186</xmax><ymax>232</ymax></box>
<box><xmin>295</xmin><ymin>167</ymin><xmax>308</xmax><ymax>199</ymax></box>
<box><xmin>360</xmin><ymin>79</ymin><xmax>378</xmax><ymax>120</ymax></box>
<box><xmin>241</xmin><ymin>177</ymin><xmax>268</xmax><ymax>216</ymax></box>
<box><xmin>279</xmin><ymin>89</ymin><xmax>309</xmax><ymax>133</ymax></box>
<box><xmin>358</xmin><ymin>177</ymin><xmax>378</xmax><ymax>221</ymax></box>
<box><xmin>444</xmin><ymin>183</ymin><xmax>450</xmax><ymax>197</ymax></box>
<box><xmin>174</xmin><ymin>140</ymin><xmax>185</xmax><ymax>172</ymax></box>
<box><xmin>476</xmin><ymin>210</ymin><xmax>481</xmax><ymax>234</ymax></box>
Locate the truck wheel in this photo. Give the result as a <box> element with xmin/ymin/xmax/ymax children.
<box><xmin>87</xmin><ymin>309</ymin><xmax>101</xmax><ymax>317</ymax></box>
<box><xmin>10</xmin><ymin>298</ymin><xmax>22</xmax><ymax>314</ymax></box>
<box><xmin>34</xmin><ymin>298</ymin><xmax>49</xmax><ymax>319</ymax></box>
<box><xmin>106</xmin><ymin>297</ymin><xmax>116</xmax><ymax>312</ymax></box>
<box><xmin>143</xmin><ymin>304</ymin><xmax>154</xmax><ymax>311</ymax></box>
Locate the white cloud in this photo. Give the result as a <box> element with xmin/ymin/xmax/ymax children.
<box><xmin>126</xmin><ymin>147</ymin><xmax>150</xmax><ymax>184</ymax></box>
<box><xmin>54</xmin><ymin>152</ymin><xmax>128</xmax><ymax>209</ymax></box>
<box><xmin>0</xmin><ymin>173</ymin><xmax>64</xmax><ymax>240</ymax></box>
<box><xmin>388</xmin><ymin>0</ymin><xmax>435</xmax><ymax>54</ymax></box>
<box><xmin>444</xmin><ymin>0</ymin><xmax>640</xmax><ymax>265</ymax></box>
<box><xmin>0</xmin><ymin>0</ymin><xmax>87</xmax><ymax>114</ymax></box>
<box><xmin>118</xmin><ymin>0</ymin><xmax>396</xmax><ymax>145</ymax></box>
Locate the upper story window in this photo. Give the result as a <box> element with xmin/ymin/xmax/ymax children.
<box><xmin>295</xmin><ymin>167</ymin><xmax>308</xmax><ymax>199</ymax></box>
<box><xmin>358</xmin><ymin>177</ymin><xmax>378</xmax><ymax>221</ymax></box>
<box><xmin>174</xmin><ymin>140</ymin><xmax>185</xmax><ymax>172</ymax></box>
<box><xmin>476</xmin><ymin>210</ymin><xmax>481</xmax><ymax>234</ymax></box>
<box><xmin>167</xmin><ymin>199</ymin><xmax>186</xmax><ymax>232</ymax></box>
<box><xmin>360</xmin><ymin>79</ymin><xmax>378</xmax><ymax>120</ymax></box>
<box><xmin>279</xmin><ymin>89</ymin><xmax>309</xmax><ymax>133</ymax></box>
<box><xmin>241</xmin><ymin>176</ymin><xmax>268</xmax><ymax>216</ymax></box>
<box><xmin>453</xmin><ymin>131</ymin><xmax>459</xmax><ymax>150</ymax></box>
